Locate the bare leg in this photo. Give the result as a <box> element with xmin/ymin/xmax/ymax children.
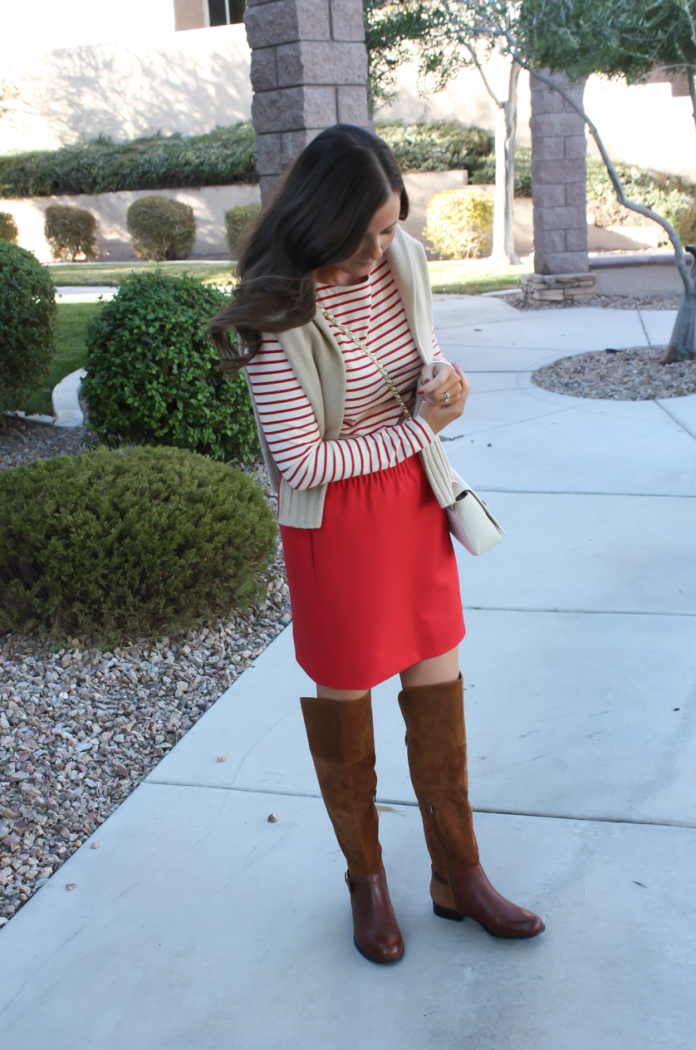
<box><xmin>317</xmin><ymin>644</ymin><xmax>460</xmax><ymax>700</ymax></box>
<box><xmin>399</xmin><ymin>644</ymin><xmax>460</xmax><ymax>690</ymax></box>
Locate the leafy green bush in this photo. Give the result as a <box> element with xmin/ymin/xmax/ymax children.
<box><xmin>470</xmin><ymin>145</ymin><xmax>532</xmax><ymax>196</ymax></box>
<box><xmin>0</xmin><ymin>123</ymin><xmax>258</xmax><ymax>199</ymax></box>
<box><xmin>425</xmin><ymin>188</ymin><xmax>494</xmax><ymax>259</ymax></box>
<box><xmin>377</xmin><ymin>120</ymin><xmax>493</xmax><ymax>176</ymax></box>
<box><xmin>586</xmin><ymin>159</ymin><xmax>696</xmax><ymax>244</ymax></box>
<box><xmin>225</xmin><ymin>203</ymin><xmax>261</xmax><ymax>257</ymax></box>
<box><xmin>0</xmin><ymin>445</ymin><xmax>277</xmax><ymax>642</ymax></box>
<box><xmin>0</xmin><ymin>211</ymin><xmax>18</xmax><ymax>243</ymax></box>
<box><xmin>44</xmin><ymin>204</ymin><xmax>98</xmax><ymax>260</ymax></box>
<box><xmin>82</xmin><ymin>272</ymin><xmax>258</xmax><ymax>463</ymax></box>
<box><xmin>127</xmin><ymin>196</ymin><xmax>196</xmax><ymax>261</ymax></box>
<box><xmin>0</xmin><ymin>242</ymin><xmax>57</xmax><ymax>415</ymax></box>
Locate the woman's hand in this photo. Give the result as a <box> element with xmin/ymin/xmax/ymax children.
<box><xmin>417</xmin><ymin>362</ymin><xmax>470</xmax><ymax>435</ymax></box>
<box><xmin>418</xmin><ymin>361</ymin><xmax>462</xmax><ymax>405</ymax></box>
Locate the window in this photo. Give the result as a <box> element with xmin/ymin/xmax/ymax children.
<box><xmin>208</xmin><ymin>0</ymin><xmax>245</xmax><ymax>25</ymax></box>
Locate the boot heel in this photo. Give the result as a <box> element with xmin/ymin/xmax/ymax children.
<box><xmin>433</xmin><ymin>901</ymin><xmax>464</xmax><ymax>922</ymax></box>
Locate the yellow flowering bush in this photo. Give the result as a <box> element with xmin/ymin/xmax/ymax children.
<box><xmin>425</xmin><ymin>188</ymin><xmax>494</xmax><ymax>259</ymax></box>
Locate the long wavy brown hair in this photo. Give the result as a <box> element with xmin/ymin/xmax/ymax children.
<box><xmin>209</xmin><ymin>124</ymin><xmax>409</xmax><ymax>370</ymax></box>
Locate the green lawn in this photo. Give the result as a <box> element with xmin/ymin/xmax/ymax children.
<box><xmin>19</xmin><ymin>302</ymin><xmax>104</xmax><ymax>416</ymax></box>
<box><xmin>48</xmin><ymin>260</ymin><xmax>237</xmax><ymax>287</ymax></box>
<box><xmin>48</xmin><ymin>258</ymin><xmax>531</xmax><ymax>294</ymax></box>
<box><xmin>428</xmin><ymin>258</ymin><xmax>532</xmax><ymax>295</ymax></box>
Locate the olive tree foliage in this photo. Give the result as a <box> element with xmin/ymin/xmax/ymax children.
<box><xmin>368</xmin><ymin>0</ymin><xmax>695</xmax><ymax>362</ymax></box>
<box><xmin>364</xmin><ymin>1</ymin><xmax>523</xmax><ymax>265</ymax></box>
<box><xmin>524</xmin><ymin>0</ymin><xmax>696</xmax><ymax>130</ymax></box>
<box><xmin>521</xmin><ymin>0</ymin><xmax>696</xmax><ymax>362</ymax></box>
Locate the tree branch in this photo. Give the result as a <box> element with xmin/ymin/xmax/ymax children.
<box><xmin>461</xmin><ymin>9</ymin><xmax>695</xmax><ymax>293</ymax></box>
<box><xmin>463</xmin><ymin>40</ymin><xmax>503</xmax><ymax>108</ymax></box>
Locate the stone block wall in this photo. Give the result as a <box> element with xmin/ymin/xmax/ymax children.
<box><xmin>530</xmin><ymin>73</ymin><xmax>589</xmax><ymax>275</ymax></box>
<box><xmin>245</xmin><ymin>0</ymin><xmax>370</xmax><ymax>200</ymax></box>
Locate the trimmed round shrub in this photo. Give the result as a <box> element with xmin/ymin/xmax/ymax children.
<box><xmin>0</xmin><ymin>445</ymin><xmax>277</xmax><ymax>642</ymax></box>
<box><xmin>0</xmin><ymin>241</ymin><xmax>57</xmax><ymax>415</ymax></box>
<box><xmin>225</xmin><ymin>203</ymin><xmax>261</xmax><ymax>257</ymax></box>
<box><xmin>425</xmin><ymin>188</ymin><xmax>494</xmax><ymax>259</ymax></box>
<box><xmin>82</xmin><ymin>272</ymin><xmax>258</xmax><ymax>463</ymax></box>
<box><xmin>44</xmin><ymin>204</ymin><xmax>97</xmax><ymax>260</ymax></box>
<box><xmin>127</xmin><ymin>196</ymin><xmax>196</xmax><ymax>260</ymax></box>
<box><xmin>0</xmin><ymin>211</ymin><xmax>18</xmax><ymax>243</ymax></box>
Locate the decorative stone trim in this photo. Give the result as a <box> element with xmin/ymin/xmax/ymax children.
<box><xmin>521</xmin><ymin>272</ymin><xmax>596</xmax><ymax>303</ymax></box>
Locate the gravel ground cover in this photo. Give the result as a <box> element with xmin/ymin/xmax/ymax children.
<box><xmin>532</xmin><ymin>345</ymin><xmax>696</xmax><ymax>400</ymax></box>
<box><xmin>0</xmin><ymin>416</ymin><xmax>291</xmax><ymax>927</ymax></box>
<box><xmin>502</xmin><ymin>292</ymin><xmax>681</xmax><ymax>312</ymax></box>
<box><xmin>0</xmin><ymin>415</ymin><xmax>86</xmax><ymax>471</ymax></box>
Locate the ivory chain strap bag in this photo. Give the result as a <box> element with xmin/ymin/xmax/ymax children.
<box><xmin>319</xmin><ymin>306</ymin><xmax>505</xmax><ymax>555</ymax></box>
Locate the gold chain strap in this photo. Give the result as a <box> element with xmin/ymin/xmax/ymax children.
<box><xmin>319</xmin><ymin>306</ymin><xmax>413</xmax><ymax>421</ymax></box>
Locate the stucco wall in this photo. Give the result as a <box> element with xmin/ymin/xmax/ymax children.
<box><xmin>1</xmin><ymin>184</ymin><xmax>261</xmax><ymax>262</ymax></box>
<box><xmin>0</xmin><ymin>25</ymin><xmax>251</xmax><ymax>153</ymax></box>
<box><xmin>3</xmin><ymin>23</ymin><xmax>694</xmax><ymax>183</ymax></box>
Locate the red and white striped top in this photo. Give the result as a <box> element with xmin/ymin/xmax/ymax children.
<box><xmin>247</xmin><ymin>256</ymin><xmax>445</xmax><ymax>491</ymax></box>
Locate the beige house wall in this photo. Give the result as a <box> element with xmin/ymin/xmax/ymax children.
<box><xmin>174</xmin><ymin>0</ymin><xmax>208</xmax><ymax>32</ymax></box>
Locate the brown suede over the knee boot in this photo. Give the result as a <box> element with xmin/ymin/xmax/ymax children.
<box><xmin>398</xmin><ymin>676</ymin><xmax>544</xmax><ymax>939</ymax></box>
<box><xmin>300</xmin><ymin>692</ymin><xmax>404</xmax><ymax>963</ymax></box>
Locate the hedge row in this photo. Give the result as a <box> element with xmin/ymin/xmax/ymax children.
<box><xmin>0</xmin><ymin>120</ymin><xmax>499</xmax><ymax>199</ymax></box>
<box><xmin>0</xmin><ymin>123</ymin><xmax>258</xmax><ymax>199</ymax></box>
<box><xmin>1</xmin><ymin>119</ymin><xmax>693</xmax><ymax>231</ymax></box>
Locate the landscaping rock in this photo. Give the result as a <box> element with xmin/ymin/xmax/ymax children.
<box><xmin>0</xmin><ymin>420</ymin><xmax>291</xmax><ymax>924</ymax></box>
<box><xmin>532</xmin><ymin>345</ymin><xmax>696</xmax><ymax>400</ymax></box>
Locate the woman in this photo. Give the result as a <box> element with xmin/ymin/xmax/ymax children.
<box><xmin>211</xmin><ymin>124</ymin><xmax>544</xmax><ymax>963</ymax></box>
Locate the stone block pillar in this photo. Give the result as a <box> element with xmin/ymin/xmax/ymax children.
<box><xmin>530</xmin><ymin>72</ymin><xmax>589</xmax><ymax>276</ymax></box>
<box><xmin>244</xmin><ymin>0</ymin><xmax>370</xmax><ymax>202</ymax></box>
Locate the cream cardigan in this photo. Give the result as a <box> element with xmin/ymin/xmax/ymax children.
<box><xmin>246</xmin><ymin>224</ymin><xmax>454</xmax><ymax>528</ymax></box>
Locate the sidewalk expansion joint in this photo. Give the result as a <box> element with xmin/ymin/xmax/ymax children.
<box><xmin>144</xmin><ymin>781</ymin><xmax>696</xmax><ymax>830</ymax></box>
<box><xmin>473</xmin><ymin>488</ymin><xmax>696</xmax><ymax>497</ymax></box>
<box><xmin>462</xmin><ymin>605</ymin><xmax>695</xmax><ymax>617</ymax></box>
<box><xmin>653</xmin><ymin>399</ymin><xmax>696</xmax><ymax>441</ymax></box>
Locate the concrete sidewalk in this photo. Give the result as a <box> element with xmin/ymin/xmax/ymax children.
<box><xmin>1</xmin><ymin>300</ymin><xmax>695</xmax><ymax>1049</ymax></box>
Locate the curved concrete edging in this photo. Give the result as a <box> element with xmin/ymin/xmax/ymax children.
<box><xmin>52</xmin><ymin>368</ymin><xmax>87</xmax><ymax>429</ymax></box>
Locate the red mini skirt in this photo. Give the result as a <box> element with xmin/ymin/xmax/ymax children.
<box><xmin>279</xmin><ymin>455</ymin><xmax>465</xmax><ymax>690</ymax></box>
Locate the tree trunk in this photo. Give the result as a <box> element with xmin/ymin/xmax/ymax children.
<box><xmin>491</xmin><ymin>60</ymin><xmax>521</xmax><ymax>265</ymax></box>
<box><xmin>663</xmin><ymin>282</ymin><xmax>696</xmax><ymax>362</ymax></box>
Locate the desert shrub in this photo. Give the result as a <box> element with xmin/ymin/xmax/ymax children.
<box><xmin>0</xmin><ymin>122</ymin><xmax>258</xmax><ymax>198</ymax></box>
<box><xmin>0</xmin><ymin>242</ymin><xmax>57</xmax><ymax>415</ymax></box>
<box><xmin>225</xmin><ymin>203</ymin><xmax>261</xmax><ymax>256</ymax></box>
<box><xmin>0</xmin><ymin>445</ymin><xmax>277</xmax><ymax>642</ymax></box>
<box><xmin>0</xmin><ymin>211</ymin><xmax>18</xmax><ymax>243</ymax></box>
<box><xmin>425</xmin><ymin>188</ymin><xmax>494</xmax><ymax>259</ymax></box>
<box><xmin>44</xmin><ymin>204</ymin><xmax>97</xmax><ymax>261</ymax></box>
<box><xmin>376</xmin><ymin>120</ymin><xmax>493</xmax><ymax>176</ymax></box>
<box><xmin>82</xmin><ymin>272</ymin><xmax>258</xmax><ymax>463</ymax></box>
<box><xmin>127</xmin><ymin>197</ymin><xmax>196</xmax><ymax>260</ymax></box>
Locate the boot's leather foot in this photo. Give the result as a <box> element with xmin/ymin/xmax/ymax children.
<box><xmin>432</xmin><ymin>866</ymin><xmax>545</xmax><ymax>939</ymax></box>
<box><xmin>347</xmin><ymin>871</ymin><xmax>404</xmax><ymax>963</ymax></box>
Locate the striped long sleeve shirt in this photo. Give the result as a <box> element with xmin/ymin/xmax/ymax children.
<box><xmin>247</xmin><ymin>256</ymin><xmax>445</xmax><ymax>491</ymax></box>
